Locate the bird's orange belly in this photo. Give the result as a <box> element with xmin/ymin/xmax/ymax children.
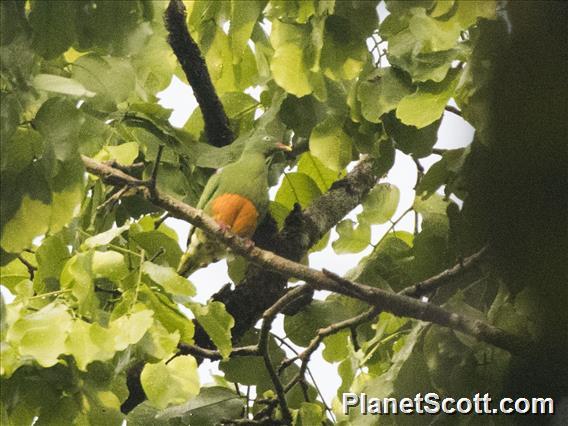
<box><xmin>210</xmin><ymin>193</ymin><xmax>259</xmax><ymax>237</ymax></box>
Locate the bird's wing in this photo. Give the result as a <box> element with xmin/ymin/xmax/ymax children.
<box><xmin>196</xmin><ymin>169</ymin><xmax>222</xmax><ymax>210</ymax></box>
<box><xmin>186</xmin><ymin>170</ymin><xmax>222</xmax><ymax>245</ymax></box>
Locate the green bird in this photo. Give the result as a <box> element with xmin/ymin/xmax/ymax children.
<box><xmin>177</xmin><ymin>135</ymin><xmax>291</xmax><ymax>277</ymax></box>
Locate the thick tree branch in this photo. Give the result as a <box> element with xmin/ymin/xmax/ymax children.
<box><xmin>164</xmin><ymin>0</ymin><xmax>233</xmax><ymax>147</ymax></box>
<box><xmin>82</xmin><ymin>155</ymin><xmax>532</xmax><ymax>357</ymax></box>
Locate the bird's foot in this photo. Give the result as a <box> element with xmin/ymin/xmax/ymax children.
<box><xmin>238</xmin><ymin>236</ymin><xmax>255</xmax><ymax>252</ymax></box>
<box><xmin>217</xmin><ymin>222</ymin><xmax>232</xmax><ymax>233</ymax></box>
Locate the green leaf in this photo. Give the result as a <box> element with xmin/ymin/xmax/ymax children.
<box><xmin>190</xmin><ymin>301</ymin><xmax>234</xmax><ymax>359</ymax></box>
<box><xmin>295</xmin><ymin>402</ymin><xmax>324</xmax><ymax>426</ymax></box>
<box><xmin>332</xmin><ymin>220</ymin><xmax>371</xmax><ymax>254</ymax></box>
<box><xmin>229</xmin><ymin>0</ymin><xmax>263</xmax><ymax>62</ymax></box>
<box><xmin>269</xmin><ymin>21</ymin><xmax>314</xmax><ymax>96</ymax></box>
<box><xmin>284</xmin><ymin>297</ymin><xmax>365</xmax><ymax>347</ymax></box>
<box><xmin>72</xmin><ymin>54</ymin><xmax>135</xmax><ymax>110</ymax></box>
<box><xmin>141</xmin><ymin>355</ymin><xmax>200</xmax><ymax>409</ymax></box>
<box><xmin>34</xmin><ymin>235</ymin><xmax>67</xmax><ymax>277</ymax></box>
<box><xmin>269</xmin><ymin>201</ymin><xmax>291</xmax><ymax>230</ymax></box>
<box><xmin>396</xmin><ymin>68</ymin><xmax>461</xmax><ymax>128</ymax></box>
<box><xmin>110</xmin><ymin>308</ymin><xmax>154</xmax><ymax>351</ymax></box>
<box><xmin>383</xmin><ymin>112</ymin><xmax>441</xmax><ymax>157</ymax></box>
<box><xmin>0</xmin><ymin>257</ymin><xmax>30</xmax><ymax>291</ymax></box>
<box><xmin>142</xmin><ymin>261</ymin><xmax>196</xmax><ymax>298</ymax></box>
<box><xmin>356</xmin><ymin>322</ymin><xmax>427</xmax><ymax>405</ymax></box>
<box><xmin>413</xmin><ymin>193</ymin><xmax>449</xmax><ymax>218</ymax></box>
<box><xmin>92</xmin><ymin>250</ymin><xmax>129</xmax><ymax>283</ymax></box>
<box><xmin>34</xmin><ymin>97</ymin><xmax>84</xmax><ymax>161</ymax></box>
<box><xmin>130</xmin><ymin>229</ymin><xmax>182</xmax><ymax>269</ymax></box>
<box><xmin>74</xmin><ymin>0</ymin><xmax>148</xmax><ymax>55</ymax></box>
<box><xmin>60</xmin><ymin>251</ymin><xmax>96</xmax><ymax>313</ymax></box>
<box><xmin>279</xmin><ymin>95</ymin><xmax>327</xmax><ymax>138</ymax></box>
<box><xmin>347</xmin><ymin>232</ymin><xmax>414</xmax><ymax>292</ymax></box>
<box><xmin>32</xmin><ymin>74</ymin><xmax>96</xmax><ymax>98</ymax></box>
<box><xmin>65</xmin><ymin>320</ymin><xmax>116</xmax><ymax>371</ymax></box>
<box><xmin>138</xmin><ymin>285</ymin><xmax>195</xmax><ymax>343</ymax></box>
<box><xmin>7</xmin><ymin>302</ymin><xmax>73</xmax><ymax>367</ymax></box>
<box><xmin>157</xmin><ymin>386</ymin><xmax>244</xmax><ymax>425</ymax></box>
<box><xmin>139</xmin><ymin>322</ymin><xmax>180</xmax><ymax>360</ymax></box>
<box><xmin>358</xmin><ymin>68</ymin><xmax>413</xmax><ymax>123</ymax></box>
<box><xmin>319</xmin><ymin>2</ymin><xmax>375</xmax><ymax>81</ymax></box>
<box><xmin>1</xmin><ymin>195</ymin><xmax>51</xmax><ymax>254</ymax></box>
<box><xmin>29</xmin><ymin>0</ymin><xmax>76</xmax><ymax>59</ymax></box>
<box><xmin>126</xmin><ymin>402</ymin><xmax>170</xmax><ymax>426</ymax></box>
<box><xmin>416</xmin><ymin>148</ymin><xmax>468</xmax><ymax>197</ymax></box>
<box><xmin>82</xmin><ymin>224</ymin><xmax>129</xmax><ymax>249</ymax></box>
<box><xmin>359</xmin><ymin>183</ymin><xmax>400</xmax><ymax>225</ymax></box>
<box><xmin>453</xmin><ymin>1</ymin><xmax>497</xmax><ymax>28</ymax></box>
<box><xmin>275</xmin><ymin>173</ymin><xmax>322</xmax><ymax>211</ymax></box>
<box><xmin>202</xmin><ymin>25</ymin><xmax>257</xmax><ymax>94</ymax></box>
<box><xmin>337</xmin><ymin>356</ymin><xmax>357</xmax><ymax>398</ymax></box>
<box><xmin>322</xmin><ymin>330</ymin><xmax>350</xmax><ymax>363</ymax></box>
<box><xmin>408</xmin><ymin>8</ymin><xmax>462</xmax><ymax>52</ymax></box>
<box><xmin>430</xmin><ymin>0</ymin><xmax>455</xmax><ymax>18</ymax></box>
<box><xmin>412</xmin><ymin>195</ymin><xmax>450</xmax><ymax>280</ymax></box>
<box><xmin>227</xmin><ymin>254</ymin><xmax>248</xmax><ymax>284</ymax></box>
<box><xmin>185</xmin><ymin>92</ymin><xmax>258</xmax><ymax>138</ymax></box>
<box><xmin>105</xmin><ymin>142</ymin><xmax>140</xmax><ymax>166</ymax></box>
<box><xmin>309</xmin><ymin>117</ymin><xmax>352</xmax><ymax>172</ymax></box>
<box><xmin>219</xmin><ymin>330</ymin><xmax>311</xmax><ymax>402</ymax></box>
<box><xmin>297</xmin><ymin>152</ymin><xmax>341</xmax><ymax>192</ymax></box>
<box><xmin>271</xmin><ymin>43</ymin><xmax>312</xmax><ymax>97</ymax></box>
<box><xmin>0</xmin><ymin>94</ymin><xmax>22</xmax><ymax>146</ymax></box>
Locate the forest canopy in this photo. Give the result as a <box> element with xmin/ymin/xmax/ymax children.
<box><xmin>0</xmin><ymin>1</ymin><xmax>566</xmax><ymax>425</ymax></box>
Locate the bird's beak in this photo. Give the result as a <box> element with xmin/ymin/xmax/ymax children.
<box><xmin>275</xmin><ymin>142</ymin><xmax>292</xmax><ymax>152</ymax></box>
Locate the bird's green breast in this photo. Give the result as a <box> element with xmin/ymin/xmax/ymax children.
<box><xmin>204</xmin><ymin>152</ymin><xmax>270</xmax><ymax>216</ymax></box>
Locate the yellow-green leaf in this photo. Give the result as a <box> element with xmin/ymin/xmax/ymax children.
<box><xmin>396</xmin><ymin>68</ymin><xmax>461</xmax><ymax>128</ymax></box>
<box><xmin>309</xmin><ymin>117</ymin><xmax>352</xmax><ymax>172</ymax></box>
<box><xmin>141</xmin><ymin>355</ymin><xmax>200</xmax><ymax>409</ymax></box>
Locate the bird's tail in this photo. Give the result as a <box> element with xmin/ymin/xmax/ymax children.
<box><xmin>177</xmin><ymin>228</ymin><xmax>224</xmax><ymax>277</ymax></box>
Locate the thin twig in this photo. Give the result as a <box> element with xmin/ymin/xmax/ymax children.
<box><xmin>256</xmin><ymin>287</ymin><xmax>312</xmax><ymax>424</ymax></box>
<box><xmin>177</xmin><ymin>343</ymin><xmax>258</xmax><ymax>361</ymax></box>
<box><xmin>104</xmin><ymin>160</ymin><xmax>144</xmax><ymax>175</ymax></box>
<box><xmin>149</xmin><ymin>145</ymin><xmax>164</xmax><ymax>188</ymax></box>
<box><xmin>271</xmin><ymin>334</ymin><xmax>335</xmax><ymax>422</ymax></box>
<box><xmin>399</xmin><ymin>246</ymin><xmax>489</xmax><ymax>298</ymax></box>
<box><xmin>17</xmin><ymin>254</ymin><xmax>36</xmax><ymax>279</ymax></box>
<box><xmin>97</xmin><ymin>185</ymin><xmax>130</xmax><ymax>211</ymax></box>
<box><xmin>281</xmin><ymin>307</ymin><xmax>380</xmax><ymax>393</ymax></box>
<box><xmin>445</xmin><ymin>105</ymin><xmax>463</xmax><ymax>117</ymax></box>
<box><xmin>154</xmin><ymin>213</ymin><xmax>170</xmax><ymax>230</ymax></box>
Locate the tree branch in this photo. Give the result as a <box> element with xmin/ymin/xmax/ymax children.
<box><xmin>17</xmin><ymin>254</ymin><xmax>36</xmax><ymax>280</ymax></box>
<box><xmin>81</xmin><ymin>155</ymin><xmax>532</xmax><ymax>356</ymax></box>
<box><xmin>281</xmin><ymin>307</ymin><xmax>380</xmax><ymax>393</ymax></box>
<box><xmin>400</xmin><ymin>246</ymin><xmax>489</xmax><ymax>298</ymax></box>
<box><xmin>176</xmin><ymin>343</ymin><xmax>258</xmax><ymax>361</ymax></box>
<box><xmin>445</xmin><ymin>105</ymin><xmax>463</xmax><ymax>117</ymax></box>
<box><xmin>164</xmin><ymin>0</ymin><xmax>233</xmax><ymax>147</ymax></box>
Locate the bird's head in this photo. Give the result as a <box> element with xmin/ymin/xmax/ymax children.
<box><xmin>244</xmin><ymin>135</ymin><xmax>292</xmax><ymax>157</ymax></box>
